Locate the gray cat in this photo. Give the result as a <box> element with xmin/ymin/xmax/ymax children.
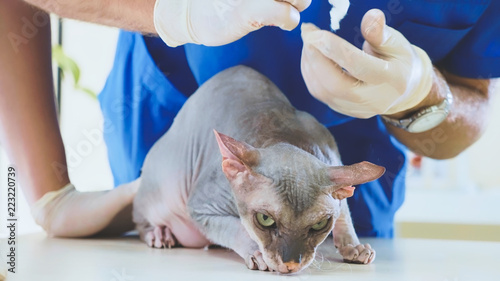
<box><xmin>132</xmin><ymin>66</ymin><xmax>385</xmax><ymax>274</ymax></box>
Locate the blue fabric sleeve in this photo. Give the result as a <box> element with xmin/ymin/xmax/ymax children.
<box><xmin>440</xmin><ymin>1</ymin><xmax>500</xmax><ymax>78</ymax></box>
<box><xmin>99</xmin><ymin>32</ymin><xmax>188</xmax><ymax>186</ymax></box>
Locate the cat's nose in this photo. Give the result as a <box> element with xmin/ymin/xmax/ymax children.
<box><xmin>283</xmin><ymin>262</ymin><xmax>301</xmax><ymax>273</ymax></box>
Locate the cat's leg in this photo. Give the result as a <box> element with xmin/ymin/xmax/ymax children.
<box><xmin>332</xmin><ymin>199</ymin><xmax>375</xmax><ymax>264</ymax></box>
<box><xmin>132</xmin><ymin>180</ymin><xmax>178</xmax><ymax>249</ymax></box>
<box><xmin>143</xmin><ymin>225</ymin><xmax>177</xmax><ymax>249</ymax></box>
<box><xmin>134</xmin><ymin>206</ymin><xmax>178</xmax><ymax>249</ymax></box>
<box><xmin>191</xmin><ymin>212</ymin><xmax>269</xmax><ymax>271</ymax></box>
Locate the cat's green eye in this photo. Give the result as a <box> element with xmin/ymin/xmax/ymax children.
<box><xmin>256</xmin><ymin>213</ymin><xmax>276</xmax><ymax>227</ymax></box>
<box><xmin>311</xmin><ymin>218</ymin><xmax>328</xmax><ymax>231</ymax></box>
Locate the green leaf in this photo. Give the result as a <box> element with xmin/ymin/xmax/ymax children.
<box><xmin>52</xmin><ymin>45</ymin><xmax>98</xmax><ymax>100</ymax></box>
<box><xmin>52</xmin><ymin>45</ymin><xmax>80</xmax><ymax>85</ymax></box>
<box><xmin>76</xmin><ymin>86</ymin><xmax>98</xmax><ymax>100</ymax></box>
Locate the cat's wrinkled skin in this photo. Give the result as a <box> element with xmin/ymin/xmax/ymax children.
<box><xmin>133</xmin><ymin>66</ymin><xmax>385</xmax><ymax>274</ymax></box>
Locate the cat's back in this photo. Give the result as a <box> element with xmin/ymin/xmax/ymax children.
<box><xmin>141</xmin><ymin>66</ymin><xmax>340</xmax><ymax>189</ymax></box>
<box><xmin>178</xmin><ymin>65</ymin><xmax>293</xmax><ymax>131</ymax></box>
<box><xmin>193</xmin><ymin>66</ymin><xmax>340</xmax><ymax>165</ymax></box>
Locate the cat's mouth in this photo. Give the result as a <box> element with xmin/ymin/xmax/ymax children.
<box><xmin>264</xmin><ymin>252</ymin><xmax>315</xmax><ymax>274</ymax></box>
<box><xmin>277</xmin><ymin>262</ymin><xmax>304</xmax><ymax>274</ymax></box>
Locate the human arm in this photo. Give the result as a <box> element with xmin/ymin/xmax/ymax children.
<box><xmin>0</xmin><ymin>0</ymin><xmax>139</xmax><ymax>237</ymax></box>
<box><xmin>0</xmin><ymin>0</ymin><xmax>67</xmax><ymax>202</ymax></box>
<box><xmin>24</xmin><ymin>0</ymin><xmax>156</xmax><ymax>34</ymax></box>
<box><xmin>384</xmin><ymin>70</ymin><xmax>495</xmax><ymax>159</ymax></box>
<box><xmin>300</xmin><ymin>9</ymin><xmax>495</xmax><ymax>159</ymax></box>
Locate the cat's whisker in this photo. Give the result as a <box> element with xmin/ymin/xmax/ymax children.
<box><xmin>310</xmin><ymin>253</ymin><xmax>327</xmax><ymax>271</ymax></box>
<box><xmin>312</xmin><ymin>252</ymin><xmax>353</xmax><ymax>273</ymax></box>
<box><xmin>310</xmin><ymin>260</ymin><xmax>321</xmax><ymax>270</ymax></box>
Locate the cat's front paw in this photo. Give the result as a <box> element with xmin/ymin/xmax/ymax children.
<box><xmin>144</xmin><ymin>226</ymin><xmax>177</xmax><ymax>249</ymax></box>
<box><xmin>338</xmin><ymin>243</ymin><xmax>375</xmax><ymax>264</ymax></box>
<box><xmin>246</xmin><ymin>250</ymin><xmax>270</xmax><ymax>271</ymax></box>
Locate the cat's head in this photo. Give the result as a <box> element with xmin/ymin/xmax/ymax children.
<box><xmin>214</xmin><ymin>131</ymin><xmax>385</xmax><ymax>274</ymax></box>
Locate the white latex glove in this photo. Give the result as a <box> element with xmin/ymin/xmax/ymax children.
<box><xmin>301</xmin><ymin>9</ymin><xmax>434</xmax><ymax>119</ymax></box>
<box><xmin>31</xmin><ymin>179</ymin><xmax>141</xmax><ymax>237</ymax></box>
<box><xmin>154</xmin><ymin>0</ymin><xmax>312</xmax><ymax>47</ymax></box>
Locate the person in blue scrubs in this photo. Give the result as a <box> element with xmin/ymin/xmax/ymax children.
<box><xmin>4</xmin><ymin>0</ymin><xmax>497</xmax><ymax>238</ymax></box>
<box><xmin>98</xmin><ymin>0</ymin><xmax>499</xmax><ymax>237</ymax></box>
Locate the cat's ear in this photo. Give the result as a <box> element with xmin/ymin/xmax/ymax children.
<box><xmin>327</xmin><ymin>161</ymin><xmax>385</xmax><ymax>200</ymax></box>
<box><xmin>214</xmin><ymin>130</ymin><xmax>260</xmax><ymax>180</ymax></box>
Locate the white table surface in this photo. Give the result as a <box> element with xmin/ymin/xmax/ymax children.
<box><xmin>2</xmin><ymin>233</ymin><xmax>499</xmax><ymax>281</ymax></box>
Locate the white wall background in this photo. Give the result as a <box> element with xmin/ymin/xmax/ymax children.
<box><xmin>1</xmin><ymin>19</ymin><xmax>499</xmax><ymax>237</ymax></box>
<box><xmin>58</xmin><ymin>19</ymin><xmax>117</xmax><ymax>191</ymax></box>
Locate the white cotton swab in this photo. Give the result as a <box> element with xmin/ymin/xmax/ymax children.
<box><xmin>329</xmin><ymin>0</ymin><xmax>350</xmax><ymax>31</ymax></box>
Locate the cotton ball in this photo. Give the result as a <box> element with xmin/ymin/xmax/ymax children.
<box><xmin>329</xmin><ymin>0</ymin><xmax>350</xmax><ymax>31</ymax></box>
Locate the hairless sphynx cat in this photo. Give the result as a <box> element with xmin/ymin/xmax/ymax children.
<box><xmin>133</xmin><ymin>66</ymin><xmax>385</xmax><ymax>274</ymax></box>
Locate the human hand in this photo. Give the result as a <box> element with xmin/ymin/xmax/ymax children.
<box><xmin>301</xmin><ymin>9</ymin><xmax>434</xmax><ymax>119</ymax></box>
<box><xmin>154</xmin><ymin>0</ymin><xmax>311</xmax><ymax>47</ymax></box>
<box><xmin>31</xmin><ymin>178</ymin><xmax>141</xmax><ymax>237</ymax></box>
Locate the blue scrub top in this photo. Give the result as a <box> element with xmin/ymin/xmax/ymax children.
<box><xmin>99</xmin><ymin>0</ymin><xmax>499</xmax><ymax>237</ymax></box>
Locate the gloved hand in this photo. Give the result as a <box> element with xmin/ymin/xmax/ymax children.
<box><xmin>31</xmin><ymin>178</ymin><xmax>141</xmax><ymax>237</ymax></box>
<box><xmin>301</xmin><ymin>9</ymin><xmax>434</xmax><ymax>119</ymax></box>
<box><xmin>154</xmin><ymin>0</ymin><xmax>312</xmax><ymax>47</ymax></box>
